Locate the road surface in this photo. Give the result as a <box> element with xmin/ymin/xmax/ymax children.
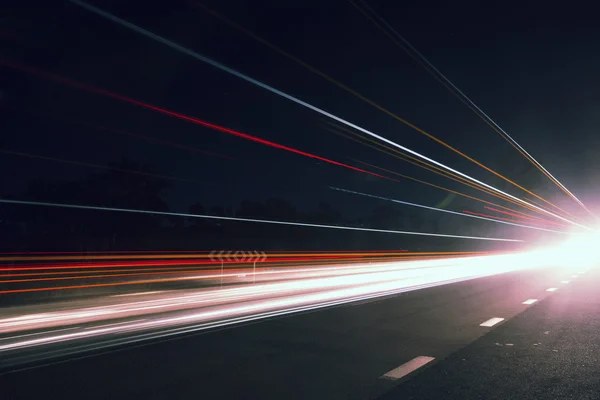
<box><xmin>1</xmin><ymin>259</ymin><xmax>589</xmax><ymax>399</ymax></box>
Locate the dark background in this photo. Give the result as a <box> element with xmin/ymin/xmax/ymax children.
<box><xmin>1</xmin><ymin>0</ymin><xmax>597</xmax><ymax>253</ymax></box>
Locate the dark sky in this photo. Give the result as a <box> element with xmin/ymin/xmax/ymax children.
<box><xmin>2</xmin><ymin>0</ymin><xmax>599</xmax><ymax>243</ymax></box>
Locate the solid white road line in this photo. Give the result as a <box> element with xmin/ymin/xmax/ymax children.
<box><xmin>522</xmin><ymin>299</ymin><xmax>538</xmax><ymax>305</ymax></box>
<box><xmin>480</xmin><ymin>317</ymin><xmax>504</xmax><ymax>327</ymax></box>
<box><xmin>546</xmin><ymin>288</ymin><xmax>558</xmax><ymax>292</ymax></box>
<box><xmin>381</xmin><ymin>356</ymin><xmax>435</xmax><ymax>380</ymax></box>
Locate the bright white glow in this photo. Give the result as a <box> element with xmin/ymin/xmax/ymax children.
<box><xmin>546</xmin><ymin>288</ymin><xmax>558</xmax><ymax>292</ymax></box>
<box><xmin>0</xmin><ymin>252</ymin><xmax>546</xmax><ymax>363</ymax></box>
<box><xmin>534</xmin><ymin>231</ymin><xmax>600</xmax><ymax>269</ymax></box>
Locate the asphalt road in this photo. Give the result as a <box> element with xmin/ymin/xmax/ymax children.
<box><xmin>380</xmin><ymin>266</ymin><xmax>600</xmax><ymax>400</ymax></box>
<box><xmin>0</xmin><ymin>265</ymin><xmax>582</xmax><ymax>399</ymax></box>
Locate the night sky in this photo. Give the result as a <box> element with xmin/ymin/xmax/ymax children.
<box><xmin>2</xmin><ymin>0</ymin><xmax>599</xmax><ymax>247</ymax></box>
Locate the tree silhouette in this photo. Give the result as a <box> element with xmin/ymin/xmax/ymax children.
<box><xmin>8</xmin><ymin>158</ymin><xmax>170</xmax><ymax>245</ymax></box>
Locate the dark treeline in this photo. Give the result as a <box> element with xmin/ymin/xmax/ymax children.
<box><xmin>0</xmin><ymin>160</ymin><xmax>515</xmax><ymax>253</ymax></box>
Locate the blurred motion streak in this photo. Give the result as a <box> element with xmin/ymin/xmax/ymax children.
<box><xmin>331</xmin><ymin>187</ymin><xmax>572</xmax><ymax>234</ymax></box>
<box><xmin>0</xmin><ymin>252</ymin><xmax>547</xmax><ymax>368</ymax></box>
<box><xmin>355</xmin><ymin>158</ymin><xmax>561</xmax><ymax>223</ymax></box>
<box><xmin>0</xmin><ymin>60</ymin><xmax>393</xmax><ymax>181</ymax></box>
<box><xmin>462</xmin><ymin>210</ymin><xmax>568</xmax><ymax>229</ymax></box>
<box><xmin>349</xmin><ymin>0</ymin><xmax>593</xmax><ymax>217</ymax></box>
<box><xmin>333</xmin><ymin>123</ymin><xmax>573</xmax><ymax>221</ymax></box>
<box><xmin>0</xmin><ymin>199</ymin><xmax>523</xmax><ymax>243</ymax></box>
<box><xmin>483</xmin><ymin>206</ymin><xmax>568</xmax><ymax>227</ymax></box>
<box><xmin>332</xmin><ymin>124</ymin><xmax>578</xmax><ymax>222</ymax></box>
<box><xmin>57</xmin><ymin>2</ymin><xmax>590</xmax><ymax>229</ymax></box>
<box><xmin>192</xmin><ymin>0</ymin><xmax>577</xmax><ymax>220</ymax></box>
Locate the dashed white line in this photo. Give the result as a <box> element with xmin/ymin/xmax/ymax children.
<box><xmin>546</xmin><ymin>288</ymin><xmax>558</xmax><ymax>292</ymax></box>
<box><xmin>522</xmin><ymin>299</ymin><xmax>538</xmax><ymax>305</ymax></box>
<box><xmin>571</xmin><ymin>275</ymin><xmax>579</xmax><ymax>278</ymax></box>
<box><xmin>381</xmin><ymin>356</ymin><xmax>435</xmax><ymax>380</ymax></box>
<box><xmin>561</xmin><ymin>280</ymin><xmax>570</xmax><ymax>284</ymax></box>
<box><xmin>480</xmin><ymin>317</ymin><xmax>504</xmax><ymax>327</ymax></box>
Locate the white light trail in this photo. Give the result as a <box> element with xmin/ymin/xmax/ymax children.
<box><xmin>0</xmin><ymin>252</ymin><xmax>540</xmax><ymax>359</ymax></box>
<box><xmin>331</xmin><ymin>186</ymin><xmax>573</xmax><ymax>234</ymax></box>
<box><xmin>67</xmin><ymin>0</ymin><xmax>590</xmax><ymax>230</ymax></box>
<box><xmin>353</xmin><ymin>0</ymin><xmax>592</xmax><ymax>216</ymax></box>
<box><xmin>0</xmin><ymin>199</ymin><xmax>523</xmax><ymax>242</ymax></box>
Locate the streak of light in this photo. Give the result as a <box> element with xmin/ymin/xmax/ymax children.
<box><xmin>63</xmin><ymin>0</ymin><xmax>589</xmax><ymax>230</ymax></box>
<box><xmin>349</xmin><ymin>0</ymin><xmax>593</xmax><ymax>217</ymax></box>
<box><xmin>0</xmin><ymin>268</ymin><xmax>242</xmax><ymax>284</ymax></box>
<box><xmin>0</xmin><ymin>253</ymin><xmax>491</xmax><ymax>275</ymax></box>
<box><xmin>1</xmin><ymin>60</ymin><xmax>582</xmax><ymax>231</ymax></box>
<box><xmin>331</xmin><ymin>187</ymin><xmax>573</xmax><ymax>234</ymax></box>
<box><xmin>483</xmin><ymin>206</ymin><xmax>567</xmax><ymax>227</ymax></box>
<box><xmin>462</xmin><ymin>210</ymin><xmax>565</xmax><ymax>229</ymax></box>
<box><xmin>191</xmin><ymin>1</ymin><xmax>576</xmax><ymax>221</ymax></box>
<box><xmin>0</xmin><ymin>251</ymin><xmax>483</xmax><ymax>262</ymax></box>
<box><xmin>0</xmin><ymin>252</ymin><xmax>547</xmax><ymax>362</ymax></box>
<box><xmin>332</xmin><ymin>124</ymin><xmax>578</xmax><ymax>222</ymax></box>
<box><xmin>2</xmin><ymin>254</ymin><xmax>488</xmax><ymax>288</ymax></box>
<box><xmin>112</xmin><ymin>292</ymin><xmax>164</xmax><ymax>297</ymax></box>
<box><xmin>0</xmin><ymin>259</ymin><xmax>215</xmax><ymax>271</ymax></box>
<box><xmin>328</xmin><ymin>125</ymin><xmax>514</xmax><ymax>205</ymax></box>
<box><xmin>0</xmin><ymin>255</ymin><xmax>484</xmax><ymax>295</ymax></box>
<box><xmin>0</xmin><ymin>199</ymin><xmax>523</xmax><ymax>244</ymax></box>
<box><xmin>0</xmin><ymin>327</ymin><xmax>80</xmax><ymax>342</ymax></box>
<box><xmin>0</xmin><ymin>61</ymin><xmax>392</xmax><ymax>183</ymax></box>
<box><xmin>0</xmin><ymin>249</ymin><xmax>409</xmax><ymax>255</ymax></box>
<box><xmin>356</xmin><ymin>158</ymin><xmax>556</xmax><ymax>222</ymax></box>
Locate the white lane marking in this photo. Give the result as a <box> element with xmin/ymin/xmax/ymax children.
<box><xmin>546</xmin><ymin>287</ymin><xmax>558</xmax><ymax>292</ymax></box>
<box><xmin>381</xmin><ymin>356</ymin><xmax>435</xmax><ymax>380</ymax></box>
<box><xmin>480</xmin><ymin>317</ymin><xmax>504</xmax><ymax>327</ymax></box>
<box><xmin>561</xmin><ymin>280</ymin><xmax>570</xmax><ymax>284</ymax></box>
<box><xmin>522</xmin><ymin>299</ymin><xmax>538</xmax><ymax>305</ymax></box>
<box><xmin>571</xmin><ymin>275</ymin><xmax>579</xmax><ymax>278</ymax></box>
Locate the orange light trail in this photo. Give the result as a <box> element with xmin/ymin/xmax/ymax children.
<box><xmin>462</xmin><ymin>210</ymin><xmax>564</xmax><ymax>228</ymax></box>
<box><xmin>0</xmin><ymin>251</ymin><xmax>479</xmax><ymax>263</ymax></box>
<box><xmin>61</xmin><ymin>2</ymin><xmax>592</xmax><ymax>230</ymax></box>
<box><xmin>483</xmin><ymin>206</ymin><xmax>568</xmax><ymax>227</ymax></box>
<box><xmin>328</xmin><ymin>123</ymin><xmax>576</xmax><ymax>221</ymax></box>
<box><xmin>348</xmin><ymin>0</ymin><xmax>593</xmax><ymax>218</ymax></box>
<box><xmin>330</xmin><ymin>123</ymin><xmax>580</xmax><ymax>222</ymax></box>
<box><xmin>193</xmin><ymin>0</ymin><xmax>580</xmax><ymax>222</ymax></box>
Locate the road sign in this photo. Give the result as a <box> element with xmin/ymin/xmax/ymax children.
<box><xmin>210</xmin><ymin>251</ymin><xmax>267</xmax><ymax>262</ymax></box>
